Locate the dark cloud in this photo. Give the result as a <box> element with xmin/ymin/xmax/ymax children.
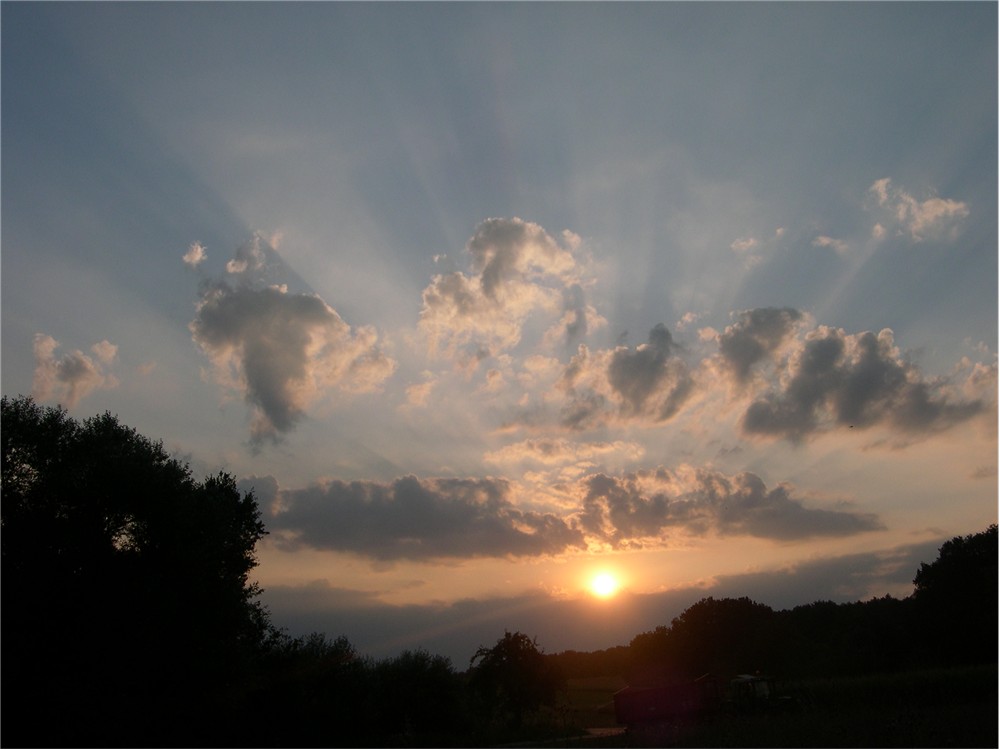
<box><xmin>608</xmin><ymin>324</ymin><xmax>689</xmax><ymax>418</ymax></box>
<box><xmin>190</xmin><ymin>279</ymin><xmax>395</xmax><ymax>445</ymax></box>
<box><xmin>718</xmin><ymin>307</ymin><xmax>803</xmax><ymax>383</ymax></box>
<box><xmin>741</xmin><ymin>326</ymin><xmax>984</xmax><ymax>440</ymax></box>
<box><xmin>558</xmin><ymin>324</ymin><xmax>693</xmax><ymax>429</ymax></box>
<box><xmin>579</xmin><ymin>467</ymin><xmax>883</xmax><ymax>546</ymax></box>
<box><xmin>268</xmin><ymin>475</ymin><xmax>585</xmax><ymax>561</ymax></box>
<box><xmin>559</xmin><ymin>390</ymin><xmax>609</xmax><ymax>431</ymax></box>
<box><xmin>561</xmin><ymin>283</ymin><xmax>589</xmax><ymax>345</ymax></box>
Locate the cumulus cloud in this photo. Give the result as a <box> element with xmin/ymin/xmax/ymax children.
<box><xmin>190</xmin><ymin>241</ymin><xmax>396</xmax><ymax>444</ymax></box>
<box><xmin>267</xmin><ymin>475</ymin><xmax>586</xmax><ymax>560</ymax></box>
<box><xmin>716</xmin><ymin>307</ymin><xmax>805</xmax><ymax>384</ymax></box>
<box><xmin>257</xmin><ymin>458</ymin><xmax>884</xmax><ymax>561</ymax></box>
<box><xmin>576</xmin><ymin>466</ymin><xmax>883</xmax><ymax>547</ymax></box>
<box><xmin>740</xmin><ymin>324</ymin><xmax>985</xmax><ymax>440</ymax></box>
<box><xmin>558</xmin><ymin>324</ymin><xmax>694</xmax><ymax>429</ymax></box>
<box><xmin>419</xmin><ymin>218</ymin><xmax>603</xmax><ymax>364</ymax></box>
<box><xmin>868</xmin><ymin>178</ymin><xmax>969</xmax><ymax>242</ymax></box>
<box><xmin>182</xmin><ymin>241</ymin><xmax>207</xmax><ymax>267</ymax></box>
<box><xmin>32</xmin><ymin>334</ymin><xmax>120</xmax><ymax>407</ymax></box>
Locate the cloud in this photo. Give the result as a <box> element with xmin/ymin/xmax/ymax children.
<box><xmin>868</xmin><ymin>178</ymin><xmax>969</xmax><ymax>242</ymax></box>
<box><xmin>483</xmin><ymin>438</ymin><xmax>645</xmax><ymax>467</ymax></box>
<box><xmin>225</xmin><ymin>234</ymin><xmax>267</xmax><ymax>275</ymax></box>
<box><xmin>676</xmin><ymin>312</ymin><xmax>701</xmax><ymax>331</ymax></box>
<box><xmin>190</xmin><ymin>250</ymin><xmax>396</xmax><ymax>444</ymax></box>
<box><xmin>182</xmin><ymin>241</ymin><xmax>207</xmax><ymax>267</ymax></box>
<box><xmin>812</xmin><ymin>235</ymin><xmax>850</xmax><ymax>256</ymax></box>
<box><xmin>404</xmin><ymin>378</ymin><xmax>436</xmax><ymax>408</ymax></box>
<box><xmin>730</xmin><ymin>237</ymin><xmax>758</xmax><ymax>253</ymax></box>
<box><xmin>268</xmin><ymin>475</ymin><xmax>586</xmax><ymax>561</ymax></box>
<box><xmin>31</xmin><ymin>334</ymin><xmax>120</xmax><ymax>407</ymax></box>
<box><xmin>716</xmin><ymin>307</ymin><xmax>805</xmax><ymax>385</ymax></box>
<box><xmin>558</xmin><ymin>324</ymin><xmax>694</xmax><ymax>429</ymax></box>
<box><xmin>740</xmin><ymin>324</ymin><xmax>985</xmax><ymax>440</ymax></box>
<box><xmin>540</xmin><ymin>282</ymin><xmax>607</xmax><ymax>351</ymax></box>
<box><xmin>419</xmin><ymin>218</ymin><xmax>602</xmax><ymax>364</ymax></box>
<box><xmin>576</xmin><ymin>466</ymin><xmax>884</xmax><ymax>547</ymax></box>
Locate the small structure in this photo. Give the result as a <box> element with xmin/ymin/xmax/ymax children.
<box><xmin>613</xmin><ymin>674</ymin><xmax>722</xmax><ymax>729</ymax></box>
<box><xmin>725</xmin><ymin>674</ymin><xmax>796</xmax><ymax>713</ymax></box>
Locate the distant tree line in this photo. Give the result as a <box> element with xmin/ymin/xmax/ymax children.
<box><xmin>2</xmin><ymin>396</ymin><xmax>996</xmax><ymax>747</ymax></box>
<box><xmin>550</xmin><ymin>524</ymin><xmax>997</xmax><ymax>684</ymax></box>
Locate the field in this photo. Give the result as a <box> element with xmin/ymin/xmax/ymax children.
<box><xmin>550</xmin><ymin>664</ymin><xmax>997</xmax><ymax>749</ymax></box>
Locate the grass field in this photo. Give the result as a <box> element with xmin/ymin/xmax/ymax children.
<box><xmin>547</xmin><ymin>664</ymin><xmax>997</xmax><ymax>749</ymax></box>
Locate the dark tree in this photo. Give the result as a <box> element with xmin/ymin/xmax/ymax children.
<box><xmin>468</xmin><ymin>630</ymin><xmax>564</xmax><ymax>731</ymax></box>
<box><xmin>628</xmin><ymin>597</ymin><xmax>778</xmax><ymax>683</ymax></box>
<box><xmin>371</xmin><ymin>649</ymin><xmax>464</xmax><ymax>741</ymax></box>
<box><xmin>1</xmin><ymin>396</ymin><xmax>271</xmax><ymax>747</ymax></box>
<box><xmin>243</xmin><ymin>633</ymin><xmax>373</xmax><ymax>747</ymax></box>
<box><xmin>911</xmin><ymin>524</ymin><xmax>998</xmax><ymax>665</ymax></box>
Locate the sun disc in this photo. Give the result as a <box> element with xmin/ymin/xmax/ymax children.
<box><xmin>590</xmin><ymin>573</ymin><xmax>619</xmax><ymax>598</ymax></box>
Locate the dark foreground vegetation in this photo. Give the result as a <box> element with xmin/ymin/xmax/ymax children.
<box><xmin>2</xmin><ymin>396</ymin><xmax>997</xmax><ymax>748</ymax></box>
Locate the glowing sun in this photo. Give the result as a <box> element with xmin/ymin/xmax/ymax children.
<box><xmin>590</xmin><ymin>573</ymin><xmax>620</xmax><ymax>599</ymax></box>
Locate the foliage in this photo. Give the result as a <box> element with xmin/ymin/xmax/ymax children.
<box><xmin>240</xmin><ymin>632</ymin><xmax>375</xmax><ymax>747</ymax></box>
<box><xmin>627</xmin><ymin>597</ymin><xmax>781</xmax><ymax>684</ymax></box>
<box><xmin>912</xmin><ymin>524</ymin><xmax>998</xmax><ymax>665</ymax></box>
<box><xmin>1</xmin><ymin>396</ymin><xmax>270</xmax><ymax>746</ymax></box>
<box><xmin>468</xmin><ymin>630</ymin><xmax>566</xmax><ymax>730</ymax></box>
<box><xmin>548</xmin><ymin>646</ymin><xmax>631</xmax><ymax>679</ymax></box>
<box><xmin>371</xmin><ymin>649</ymin><xmax>466</xmax><ymax>742</ymax></box>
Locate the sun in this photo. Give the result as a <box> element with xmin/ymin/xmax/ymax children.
<box><xmin>589</xmin><ymin>572</ymin><xmax>620</xmax><ymax>599</ymax></box>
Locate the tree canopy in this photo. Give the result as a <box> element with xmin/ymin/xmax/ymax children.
<box><xmin>468</xmin><ymin>630</ymin><xmax>565</xmax><ymax>730</ymax></box>
<box><xmin>912</xmin><ymin>524</ymin><xmax>998</xmax><ymax>664</ymax></box>
<box><xmin>1</xmin><ymin>396</ymin><xmax>270</xmax><ymax>746</ymax></box>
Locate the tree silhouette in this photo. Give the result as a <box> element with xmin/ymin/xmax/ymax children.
<box><xmin>468</xmin><ymin>630</ymin><xmax>564</xmax><ymax>731</ymax></box>
<box><xmin>911</xmin><ymin>524</ymin><xmax>998</xmax><ymax>665</ymax></box>
<box><xmin>628</xmin><ymin>597</ymin><xmax>778</xmax><ymax>684</ymax></box>
<box><xmin>372</xmin><ymin>649</ymin><xmax>464</xmax><ymax>740</ymax></box>
<box><xmin>1</xmin><ymin>396</ymin><xmax>270</xmax><ymax>747</ymax></box>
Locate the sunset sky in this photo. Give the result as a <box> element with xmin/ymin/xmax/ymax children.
<box><xmin>3</xmin><ymin>2</ymin><xmax>996</xmax><ymax>665</ymax></box>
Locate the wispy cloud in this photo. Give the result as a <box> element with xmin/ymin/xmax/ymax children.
<box><xmin>483</xmin><ymin>438</ymin><xmax>645</xmax><ymax>467</ymax></box>
<box><xmin>868</xmin><ymin>178</ymin><xmax>969</xmax><ymax>242</ymax></box>
<box><xmin>812</xmin><ymin>235</ymin><xmax>850</xmax><ymax>256</ymax></box>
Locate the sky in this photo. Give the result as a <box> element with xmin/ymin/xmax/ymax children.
<box><xmin>2</xmin><ymin>2</ymin><xmax>997</xmax><ymax>666</ymax></box>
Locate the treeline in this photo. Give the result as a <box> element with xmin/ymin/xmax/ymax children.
<box><xmin>550</xmin><ymin>524</ymin><xmax>998</xmax><ymax>684</ymax></box>
<box><xmin>0</xmin><ymin>397</ymin><xmax>564</xmax><ymax>747</ymax></box>
<box><xmin>2</xmin><ymin>396</ymin><xmax>996</xmax><ymax>747</ymax></box>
